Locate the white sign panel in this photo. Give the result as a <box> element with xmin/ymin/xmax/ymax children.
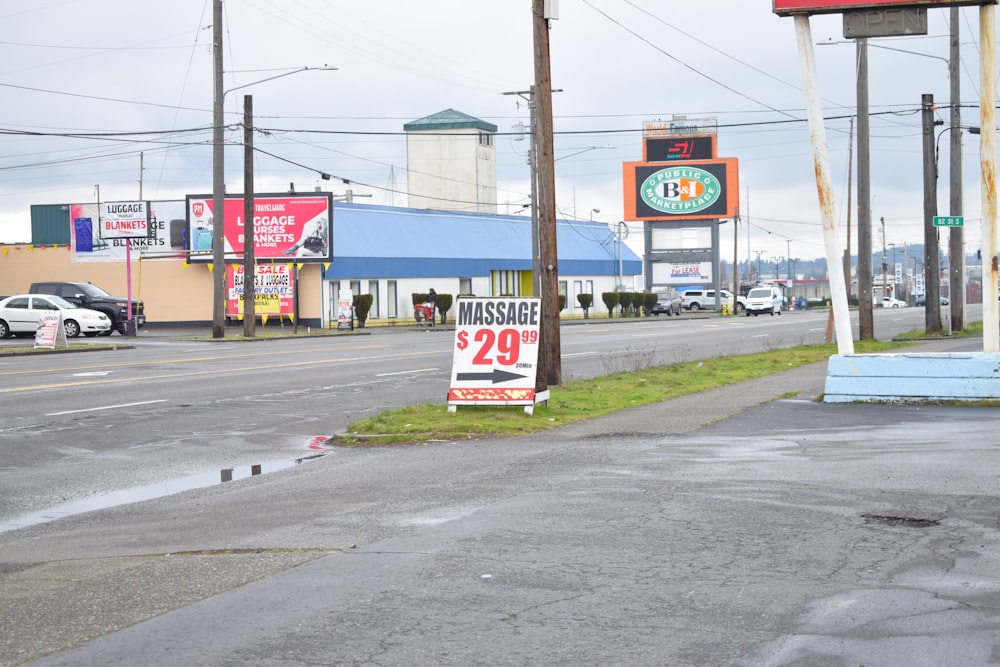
<box><xmin>100</xmin><ymin>201</ymin><xmax>150</xmax><ymax>240</ymax></box>
<box><xmin>651</xmin><ymin>261</ymin><xmax>714</xmax><ymax>284</ymax></box>
<box><xmin>34</xmin><ymin>311</ymin><xmax>68</xmax><ymax>350</ymax></box>
<box><xmin>448</xmin><ymin>297</ymin><xmax>541</xmax><ymax>408</ymax></box>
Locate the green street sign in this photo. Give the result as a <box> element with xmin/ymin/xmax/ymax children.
<box><xmin>933</xmin><ymin>216</ymin><xmax>964</xmax><ymax>227</ymax></box>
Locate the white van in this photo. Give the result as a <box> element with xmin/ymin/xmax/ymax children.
<box><xmin>745</xmin><ymin>285</ymin><xmax>784</xmax><ymax>316</ymax></box>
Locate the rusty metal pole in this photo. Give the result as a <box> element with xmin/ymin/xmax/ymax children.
<box><xmin>794</xmin><ymin>14</ymin><xmax>854</xmax><ymax>355</ymax></box>
<box><xmin>982</xmin><ymin>4</ymin><xmax>999</xmax><ymax>352</ymax></box>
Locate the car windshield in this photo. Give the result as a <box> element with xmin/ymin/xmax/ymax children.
<box><xmin>748</xmin><ymin>289</ymin><xmax>771</xmax><ymax>298</ymax></box>
<box><xmin>45</xmin><ymin>295</ymin><xmax>77</xmax><ymax>310</ymax></box>
<box><xmin>76</xmin><ymin>283</ymin><xmax>110</xmax><ymax>297</ymax></box>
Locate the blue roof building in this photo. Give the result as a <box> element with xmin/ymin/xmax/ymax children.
<box><xmin>322</xmin><ymin>203</ymin><xmax>642</xmax><ymax>321</ymax></box>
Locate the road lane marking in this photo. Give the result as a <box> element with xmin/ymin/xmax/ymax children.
<box><xmin>47</xmin><ymin>400</ymin><xmax>168</xmax><ymax>416</ymax></box>
<box><xmin>0</xmin><ymin>342</ymin><xmax>396</xmax><ymax>378</ymax></box>
<box><xmin>0</xmin><ymin>349</ymin><xmax>444</xmax><ymax>394</ymax></box>
<box><xmin>376</xmin><ymin>368</ymin><xmax>438</xmax><ymax>377</ymax></box>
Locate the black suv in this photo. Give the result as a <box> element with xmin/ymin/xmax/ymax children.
<box><xmin>29</xmin><ymin>281</ymin><xmax>145</xmax><ymax>335</ymax></box>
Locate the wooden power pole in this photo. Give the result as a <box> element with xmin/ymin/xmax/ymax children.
<box><xmin>533</xmin><ymin>0</ymin><xmax>560</xmax><ymax>386</ymax></box>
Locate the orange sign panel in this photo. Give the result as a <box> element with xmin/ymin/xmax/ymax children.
<box><xmin>622</xmin><ymin>159</ymin><xmax>739</xmax><ymax>222</ymax></box>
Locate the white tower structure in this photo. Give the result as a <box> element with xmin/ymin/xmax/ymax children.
<box><xmin>404</xmin><ymin>109</ymin><xmax>497</xmax><ymax>214</ymax></box>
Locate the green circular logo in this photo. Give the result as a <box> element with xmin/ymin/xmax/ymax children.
<box><xmin>640</xmin><ymin>167</ymin><xmax>722</xmax><ymax>214</ymax></box>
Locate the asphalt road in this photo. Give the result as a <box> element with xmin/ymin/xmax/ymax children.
<box><xmin>2</xmin><ymin>308</ymin><xmax>997</xmax><ymax>666</ymax></box>
<box><xmin>0</xmin><ymin>306</ymin><xmax>941</xmax><ymax>529</ymax></box>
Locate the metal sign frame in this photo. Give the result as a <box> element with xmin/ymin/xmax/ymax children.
<box><xmin>774</xmin><ymin>0</ymin><xmax>995</xmax><ymax>16</ymax></box>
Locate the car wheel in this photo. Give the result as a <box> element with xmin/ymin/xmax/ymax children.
<box><xmin>63</xmin><ymin>319</ymin><xmax>81</xmax><ymax>338</ymax></box>
<box><xmin>689</xmin><ymin>303</ymin><xmax>701</xmax><ymax>310</ymax></box>
<box><xmin>0</xmin><ymin>319</ymin><xmax>8</xmax><ymax>338</ymax></box>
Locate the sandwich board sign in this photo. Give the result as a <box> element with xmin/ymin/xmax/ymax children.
<box><xmin>448</xmin><ymin>297</ymin><xmax>542</xmax><ymax>415</ymax></box>
<box><xmin>34</xmin><ymin>311</ymin><xmax>68</xmax><ymax>350</ymax></box>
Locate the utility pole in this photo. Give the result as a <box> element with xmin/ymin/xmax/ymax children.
<box><xmin>502</xmin><ymin>88</ymin><xmax>541</xmax><ymax>300</ymax></box>
<box><xmin>922</xmin><ymin>93</ymin><xmax>941</xmax><ymax>333</ymax></box>
<box><xmin>949</xmin><ymin>7</ymin><xmax>965</xmax><ymax>330</ymax></box>
<box><xmin>880</xmin><ymin>216</ymin><xmax>887</xmax><ymax>304</ymax></box>
<box><xmin>732</xmin><ymin>210</ymin><xmax>739</xmax><ymax>312</ymax></box>
<box><xmin>532</xmin><ymin>0</ymin><xmax>560</xmax><ymax>386</ymax></box>
<box><xmin>857</xmin><ymin>39</ymin><xmax>874</xmax><ymax>340</ymax></box>
<box><xmin>243</xmin><ymin>95</ymin><xmax>256</xmax><ymax>337</ymax></box>
<box><xmin>754</xmin><ymin>249</ymin><xmax>767</xmax><ymax>283</ymax></box>
<box><xmin>211</xmin><ymin>0</ymin><xmax>226</xmax><ymax>338</ymax></box>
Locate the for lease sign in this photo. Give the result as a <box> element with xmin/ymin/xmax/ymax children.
<box><xmin>774</xmin><ymin>0</ymin><xmax>995</xmax><ymax>15</ymax></box>
<box><xmin>448</xmin><ymin>297</ymin><xmax>541</xmax><ymax>408</ymax></box>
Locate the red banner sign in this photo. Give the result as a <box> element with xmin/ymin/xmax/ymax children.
<box><xmin>186</xmin><ymin>193</ymin><xmax>333</xmax><ymax>263</ymax></box>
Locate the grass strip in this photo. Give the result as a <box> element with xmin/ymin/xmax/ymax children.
<box><xmin>337</xmin><ymin>339</ymin><xmax>909</xmax><ymax>446</ymax></box>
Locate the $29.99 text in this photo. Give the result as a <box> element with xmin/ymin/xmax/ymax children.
<box><xmin>456</xmin><ymin>329</ymin><xmax>539</xmax><ymax>365</ymax></box>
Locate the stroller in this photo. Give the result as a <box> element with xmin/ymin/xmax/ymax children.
<box><xmin>414</xmin><ymin>302</ymin><xmax>435</xmax><ymax>326</ymax></box>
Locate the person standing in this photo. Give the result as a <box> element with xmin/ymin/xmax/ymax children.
<box><xmin>425</xmin><ymin>288</ymin><xmax>438</xmax><ymax>325</ymax></box>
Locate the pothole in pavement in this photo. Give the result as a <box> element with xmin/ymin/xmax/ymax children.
<box><xmin>862</xmin><ymin>513</ymin><xmax>942</xmax><ymax>528</ymax></box>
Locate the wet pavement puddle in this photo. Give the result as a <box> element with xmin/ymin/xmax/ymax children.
<box><xmin>0</xmin><ymin>436</ymin><xmax>329</xmax><ymax>534</ymax></box>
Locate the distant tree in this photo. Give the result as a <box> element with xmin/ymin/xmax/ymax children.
<box><xmin>602</xmin><ymin>292</ymin><xmax>620</xmax><ymax>318</ymax></box>
<box><xmin>642</xmin><ymin>292</ymin><xmax>657</xmax><ymax>316</ymax></box>
<box><xmin>436</xmin><ymin>293</ymin><xmax>453</xmax><ymax>324</ymax></box>
<box><xmin>576</xmin><ymin>293</ymin><xmax>593</xmax><ymax>319</ymax></box>
<box><xmin>353</xmin><ymin>294</ymin><xmax>374</xmax><ymax>328</ymax></box>
<box><xmin>617</xmin><ymin>292</ymin><xmax>634</xmax><ymax>317</ymax></box>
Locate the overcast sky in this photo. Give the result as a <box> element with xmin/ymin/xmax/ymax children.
<box><xmin>0</xmin><ymin>1</ymin><xmax>993</xmax><ymax>265</ymax></box>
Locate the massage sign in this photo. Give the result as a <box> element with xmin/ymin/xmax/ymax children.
<box><xmin>448</xmin><ymin>297</ymin><xmax>541</xmax><ymax>413</ymax></box>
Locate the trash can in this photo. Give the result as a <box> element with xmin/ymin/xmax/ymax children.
<box><xmin>122</xmin><ymin>319</ymin><xmax>138</xmax><ymax>337</ymax></box>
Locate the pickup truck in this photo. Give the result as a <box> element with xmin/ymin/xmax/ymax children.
<box><xmin>682</xmin><ymin>289</ymin><xmax>746</xmax><ymax>313</ymax></box>
<box><xmin>29</xmin><ymin>281</ymin><xmax>145</xmax><ymax>335</ymax></box>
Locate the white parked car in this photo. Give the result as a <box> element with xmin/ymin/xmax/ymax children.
<box><xmin>881</xmin><ymin>296</ymin><xmax>907</xmax><ymax>308</ymax></box>
<box><xmin>0</xmin><ymin>294</ymin><xmax>112</xmax><ymax>338</ymax></box>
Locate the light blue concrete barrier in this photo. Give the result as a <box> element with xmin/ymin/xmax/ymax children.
<box><xmin>824</xmin><ymin>353</ymin><xmax>1000</xmax><ymax>403</ymax></box>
